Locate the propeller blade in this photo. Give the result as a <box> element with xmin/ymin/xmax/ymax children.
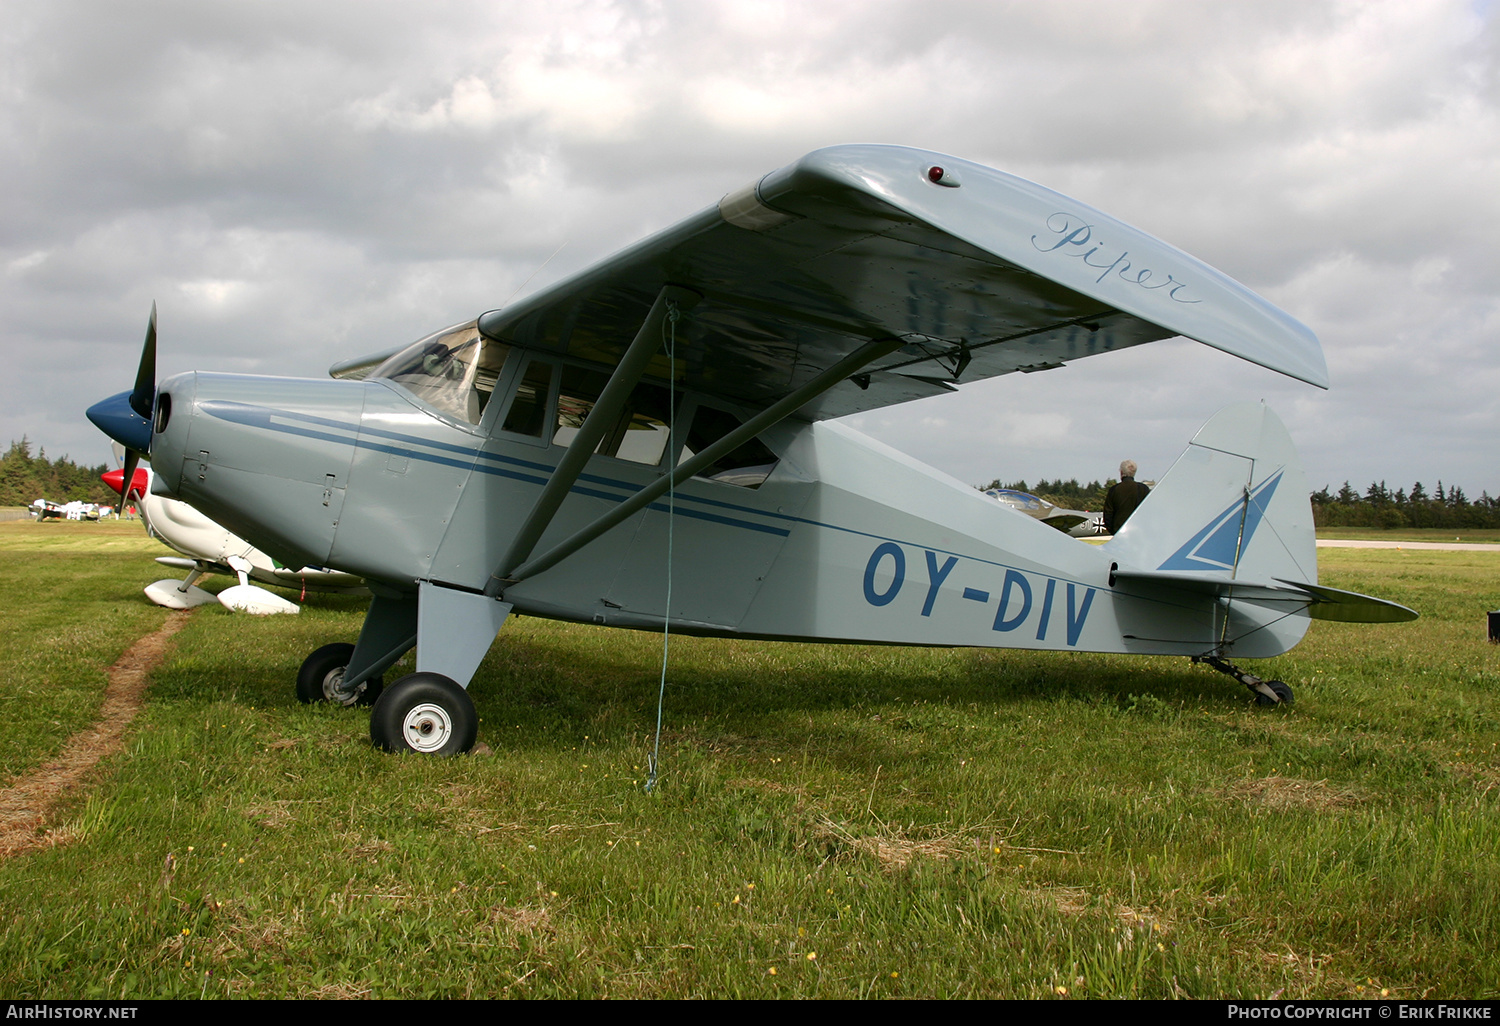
<box><xmin>121</xmin><ymin>448</ymin><xmax>141</xmax><ymax>502</ymax></box>
<box><xmin>89</xmin><ymin>304</ymin><xmax>158</xmax><ymax>454</ymax></box>
<box><xmin>128</xmin><ymin>302</ymin><xmax>157</xmax><ymax>420</ymax></box>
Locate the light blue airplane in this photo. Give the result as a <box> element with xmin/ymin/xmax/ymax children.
<box><xmin>87</xmin><ymin>145</ymin><xmax>1415</xmax><ymax>756</ymax></box>
<box><xmin>985</xmin><ymin>488</ymin><xmax>1104</xmax><ymax>537</ymax></box>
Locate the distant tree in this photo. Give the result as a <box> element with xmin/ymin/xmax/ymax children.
<box><xmin>0</xmin><ymin>438</ymin><xmax>36</xmax><ymax>506</ymax></box>
<box><xmin>0</xmin><ymin>437</ymin><xmax>113</xmax><ymax>507</ymax></box>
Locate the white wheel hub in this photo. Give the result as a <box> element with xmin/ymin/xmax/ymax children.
<box><xmin>401</xmin><ymin>702</ymin><xmax>453</xmax><ymax>752</ymax></box>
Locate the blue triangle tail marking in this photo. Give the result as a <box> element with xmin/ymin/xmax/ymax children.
<box><xmin>1158</xmin><ymin>469</ymin><xmax>1284</xmax><ymax>571</ymax></box>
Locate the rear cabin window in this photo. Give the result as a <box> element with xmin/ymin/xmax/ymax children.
<box><xmin>552</xmin><ymin>367</ymin><xmax>674</xmax><ymax>467</ymax></box>
<box><xmin>488</xmin><ymin>357</ymin><xmax>780</xmax><ymax>486</ymax></box>
<box><xmin>680</xmin><ymin>405</ymin><xmax>779</xmax><ymax>488</ymax></box>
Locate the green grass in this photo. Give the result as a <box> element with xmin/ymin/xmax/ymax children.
<box><xmin>0</xmin><ymin>525</ymin><xmax>1496</xmax><ymax>998</ymax></box>
<box><xmin>0</xmin><ymin>521</ymin><xmax>167</xmax><ymax>777</ymax></box>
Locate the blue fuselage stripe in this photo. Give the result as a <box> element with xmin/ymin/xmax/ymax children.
<box><xmin>200</xmin><ymin>400</ymin><xmax>788</xmax><ymax>538</ymax></box>
<box><xmin>199</xmin><ymin>399</ymin><xmax>1102</xmax><ymax>581</ymax></box>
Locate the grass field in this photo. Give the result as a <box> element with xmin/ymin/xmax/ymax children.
<box><xmin>1315</xmin><ymin>527</ymin><xmax>1500</xmax><ymax>545</ymax></box>
<box><xmin>0</xmin><ymin>519</ymin><xmax>1496</xmax><ymax>999</ymax></box>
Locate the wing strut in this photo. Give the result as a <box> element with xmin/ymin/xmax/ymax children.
<box><xmin>486</xmin><ymin>284</ymin><xmax>702</xmax><ymax>595</ymax></box>
<box><xmin>496</xmin><ymin>335</ymin><xmax>905</xmax><ymax>590</ymax></box>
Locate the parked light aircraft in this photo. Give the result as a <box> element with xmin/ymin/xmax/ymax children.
<box><xmin>30</xmin><ymin>499</ymin><xmax>67</xmax><ymax>520</ymax></box>
<box><xmin>101</xmin><ymin>464</ymin><xmax>365</xmax><ymax>618</ymax></box>
<box><xmin>31</xmin><ymin>498</ymin><xmax>111</xmax><ymax>520</ymax></box>
<box><xmin>87</xmin><ymin>145</ymin><xmax>1416</xmax><ymax>755</ymax></box>
<box><xmin>985</xmin><ymin>488</ymin><xmax>1104</xmax><ymax>537</ymax></box>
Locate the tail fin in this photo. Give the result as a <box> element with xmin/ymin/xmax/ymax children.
<box><xmin>1104</xmin><ymin>403</ymin><xmax>1317</xmax><ymax>585</ymax></box>
<box><xmin>1105</xmin><ymin>404</ymin><xmax>1415</xmax><ymax>655</ymax></box>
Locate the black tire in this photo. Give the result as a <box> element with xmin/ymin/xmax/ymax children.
<box><xmin>1254</xmin><ymin>680</ymin><xmax>1294</xmax><ymax>707</ymax></box>
<box><xmin>369</xmin><ymin>672</ymin><xmax>477</xmax><ymax>756</ymax></box>
<box><xmin>296</xmin><ymin>643</ymin><xmax>383</xmax><ymax>707</ymax></box>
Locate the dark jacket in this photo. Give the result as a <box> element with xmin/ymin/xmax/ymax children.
<box><xmin>1103</xmin><ymin>478</ymin><xmax>1150</xmax><ymax>534</ymax></box>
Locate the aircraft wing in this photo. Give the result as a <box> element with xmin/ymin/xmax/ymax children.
<box><xmin>1039</xmin><ymin>513</ymin><xmax>1090</xmax><ymax>533</ymax></box>
<box><xmin>156</xmin><ymin>555</ymin><xmax>231</xmax><ymax>574</ymax></box>
<box><xmin>461</xmin><ymin>145</ymin><xmax>1325</xmax><ymax>420</ymax></box>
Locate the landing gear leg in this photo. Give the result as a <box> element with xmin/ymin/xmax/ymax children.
<box><xmin>1193</xmin><ymin>655</ymin><xmax>1294</xmax><ymax>707</ymax></box>
<box><xmin>361</xmin><ymin>581</ymin><xmax>512</xmax><ymax>756</ymax></box>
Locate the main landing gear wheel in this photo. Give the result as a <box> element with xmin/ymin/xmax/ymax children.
<box><xmin>369</xmin><ymin>672</ymin><xmax>477</xmax><ymax>756</ymax></box>
<box><xmin>296</xmin><ymin>643</ymin><xmax>383</xmax><ymax>707</ymax></box>
<box><xmin>1254</xmin><ymin>680</ymin><xmax>1295</xmax><ymax>707</ymax></box>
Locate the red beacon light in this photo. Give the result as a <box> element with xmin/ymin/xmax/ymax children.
<box><xmin>926</xmin><ymin>165</ymin><xmax>960</xmax><ymax>187</ymax></box>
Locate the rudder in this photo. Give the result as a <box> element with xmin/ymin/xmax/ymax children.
<box><xmin>1103</xmin><ymin>403</ymin><xmax>1317</xmax><ymax>586</ymax></box>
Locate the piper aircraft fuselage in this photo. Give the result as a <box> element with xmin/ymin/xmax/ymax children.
<box><xmin>88</xmin><ymin>145</ymin><xmax>1415</xmax><ymax>754</ymax></box>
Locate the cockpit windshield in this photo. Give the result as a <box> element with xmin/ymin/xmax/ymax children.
<box><xmin>370</xmin><ymin>320</ymin><xmax>508</xmax><ymax>425</ymax></box>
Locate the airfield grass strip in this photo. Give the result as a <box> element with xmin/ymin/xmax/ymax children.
<box><xmin>0</xmin><ymin>520</ymin><xmax>170</xmax><ymax>779</ymax></box>
<box><xmin>0</xmin><ymin>610</ymin><xmax>189</xmax><ymax>857</ymax></box>
<box><xmin>0</xmin><ymin>529</ymin><xmax>1495</xmax><ymax>998</ymax></box>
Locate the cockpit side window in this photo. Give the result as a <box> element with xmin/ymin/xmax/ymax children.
<box><xmin>501</xmin><ymin>358</ymin><xmax>555</xmax><ymax>437</ymax></box>
<box><xmin>370</xmin><ymin>320</ymin><xmax>509</xmax><ymax>426</ymax></box>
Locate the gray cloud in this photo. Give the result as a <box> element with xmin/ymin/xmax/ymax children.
<box><xmin>3</xmin><ymin>0</ymin><xmax>1495</xmax><ymax>502</ymax></box>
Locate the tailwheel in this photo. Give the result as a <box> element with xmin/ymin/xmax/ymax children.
<box><xmin>296</xmin><ymin>643</ymin><xmax>383</xmax><ymax>707</ymax></box>
<box><xmin>369</xmin><ymin>672</ymin><xmax>477</xmax><ymax>756</ymax></box>
<box><xmin>1192</xmin><ymin>655</ymin><xmax>1294</xmax><ymax>707</ymax></box>
<box><xmin>1254</xmin><ymin>680</ymin><xmax>1294</xmax><ymax>707</ymax></box>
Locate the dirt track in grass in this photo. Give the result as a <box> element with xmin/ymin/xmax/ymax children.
<box><xmin>0</xmin><ymin>611</ymin><xmax>190</xmax><ymax>858</ymax></box>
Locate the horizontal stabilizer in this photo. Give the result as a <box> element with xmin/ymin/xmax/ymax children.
<box><xmin>1275</xmin><ymin>579</ymin><xmax>1419</xmax><ymax>623</ymax></box>
<box><xmin>1111</xmin><ymin>568</ymin><xmax>1302</xmax><ymax>604</ymax></box>
<box><xmin>1112</xmin><ymin>568</ymin><xmax>1417</xmax><ymax>622</ymax></box>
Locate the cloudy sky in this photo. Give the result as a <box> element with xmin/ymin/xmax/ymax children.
<box><xmin>4</xmin><ymin>0</ymin><xmax>1496</xmax><ymax>498</ymax></box>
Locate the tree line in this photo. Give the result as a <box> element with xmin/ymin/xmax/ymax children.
<box><xmin>1311</xmin><ymin>481</ymin><xmax>1500</xmax><ymax>530</ymax></box>
<box><xmin>0</xmin><ymin>438</ymin><xmax>115</xmax><ymax>508</ymax></box>
<box><xmin>981</xmin><ymin>478</ymin><xmax>1113</xmax><ymax>511</ymax></box>
<box><xmin>980</xmin><ymin>475</ymin><xmax>1500</xmax><ymax>530</ymax></box>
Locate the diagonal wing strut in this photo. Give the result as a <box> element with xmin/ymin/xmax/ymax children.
<box><xmin>490</xmin><ymin>284</ymin><xmax>702</xmax><ymax>587</ymax></box>
<box><xmin>486</xmin><ymin>329</ymin><xmax>903</xmax><ymax>594</ymax></box>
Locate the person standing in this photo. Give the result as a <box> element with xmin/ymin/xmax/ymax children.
<box><xmin>1103</xmin><ymin>459</ymin><xmax>1150</xmax><ymax>534</ymax></box>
